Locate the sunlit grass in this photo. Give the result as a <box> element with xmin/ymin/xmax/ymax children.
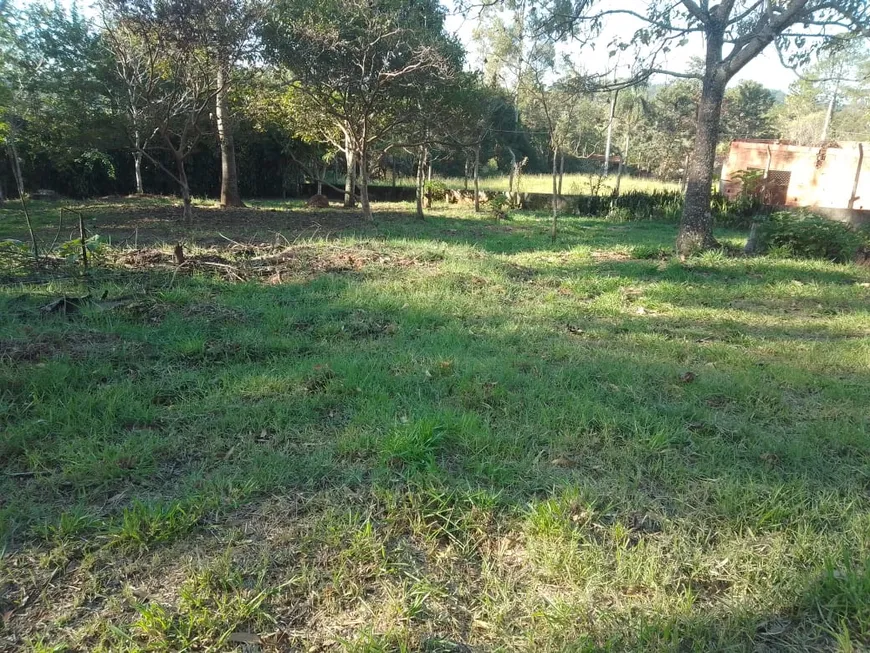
<box><xmin>1</xmin><ymin>200</ymin><xmax>869</xmax><ymax>651</ymax></box>
<box><xmin>388</xmin><ymin>173</ymin><xmax>680</xmax><ymax>194</ymax></box>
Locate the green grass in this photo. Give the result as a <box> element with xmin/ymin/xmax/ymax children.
<box><xmin>1</xmin><ymin>197</ymin><xmax>869</xmax><ymax>651</ymax></box>
<box><xmin>390</xmin><ymin>173</ymin><xmax>680</xmax><ymax>195</ymax></box>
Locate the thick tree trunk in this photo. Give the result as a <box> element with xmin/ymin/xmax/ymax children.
<box><xmin>677</xmin><ymin>74</ymin><xmax>726</xmax><ymax>255</ymax></box>
<box><xmin>359</xmin><ymin>147</ymin><xmax>372</xmax><ymax>220</ymax></box>
<box><xmin>343</xmin><ymin>140</ymin><xmax>356</xmax><ymax>207</ymax></box>
<box><xmin>415</xmin><ymin>146</ymin><xmax>425</xmax><ymax>219</ymax></box>
<box><xmin>473</xmin><ymin>144</ymin><xmax>481</xmax><ymax>213</ymax></box>
<box><xmin>216</xmin><ymin>64</ymin><xmax>244</xmax><ymax>208</ymax></box>
<box><xmin>133</xmin><ymin>150</ymin><xmax>144</xmax><ymax>194</ymax></box>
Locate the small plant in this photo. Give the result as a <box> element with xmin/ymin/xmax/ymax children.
<box><xmin>489</xmin><ymin>194</ymin><xmax>510</xmax><ymax>221</ymax></box>
<box><xmin>757</xmin><ymin>210</ymin><xmax>865</xmax><ymax>263</ymax></box>
<box><xmin>57</xmin><ymin>234</ymin><xmax>106</xmax><ymax>263</ymax></box>
<box><xmin>606</xmin><ymin>206</ymin><xmax>633</xmax><ymax>222</ymax></box>
<box><xmin>631</xmin><ymin>244</ymin><xmax>671</xmax><ymax>260</ymax></box>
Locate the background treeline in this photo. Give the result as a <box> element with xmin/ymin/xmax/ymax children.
<box><xmin>1</xmin><ymin>0</ymin><xmax>869</xmax><ymax>203</ymax></box>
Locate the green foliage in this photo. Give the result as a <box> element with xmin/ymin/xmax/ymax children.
<box><xmin>578</xmin><ymin>190</ymin><xmax>684</xmax><ymax>222</ymax></box>
<box><xmin>757</xmin><ymin>210</ymin><xmax>865</xmax><ymax>262</ymax></box>
<box><xmin>488</xmin><ymin>193</ymin><xmax>510</xmax><ymax>220</ymax></box>
<box><xmin>111</xmin><ymin>500</ymin><xmax>203</xmax><ymax>550</ymax></box>
<box><xmin>722</xmin><ymin>81</ymin><xmax>776</xmax><ymax>140</ymax></box>
<box><xmin>56</xmin><ymin>234</ymin><xmax>106</xmax><ymax>263</ymax></box>
<box><xmin>423</xmin><ymin>180</ymin><xmax>448</xmax><ymax>202</ymax></box>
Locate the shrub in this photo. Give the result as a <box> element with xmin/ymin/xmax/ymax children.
<box><xmin>606</xmin><ymin>206</ymin><xmax>633</xmax><ymax>222</ymax></box>
<box><xmin>424</xmin><ymin>180</ymin><xmax>448</xmax><ymax>202</ymax></box>
<box><xmin>57</xmin><ymin>234</ymin><xmax>107</xmax><ymax>263</ymax></box>
<box><xmin>757</xmin><ymin>211</ymin><xmax>865</xmax><ymax>263</ymax></box>
<box><xmin>713</xmin><ymin>192</ymin><xmax>767</xmax><ymax>229</ymax></box>
<box><xmin>489</xmin><ymin>194</ymin><xmax>510</xmax><ymax>221</ymax></box>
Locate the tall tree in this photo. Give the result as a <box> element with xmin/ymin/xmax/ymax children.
<box><xmin>263</xmin><ymin>0</ymin><xmax>461</xmax><ymax>220</ymax></box>
<box><xmin>541</xmin><ymin>1</ymin><xmax>870</xmax><ymax>254</ymax></box>
<box><xmin>722</xmin><ymin>80</ymin><xmax>776</xmax><ymax>140</ymax></box>
<box><xmin>774</xmin><ymin>41</ymin><xmax>870</xmax><ymax>143</ymax></box>
<box><xmin>101</xmin><ymin>0</ymin><xmax>227</xmax><ymax>220</ymax></box>
<box><xmin>3</xmin><ymin>2</ymin><xmax>121</xmax><ymax>198</ymax></box>
<box><xmin>203</xmin><ymin>0</ymin><xmax>264</xmax><ymax>208</ymax></box>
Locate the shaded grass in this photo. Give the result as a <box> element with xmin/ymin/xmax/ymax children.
<box><xmin>1</xmin><ymin>200</ymin><xmax>869</xmax><ymax>651</ymax></box>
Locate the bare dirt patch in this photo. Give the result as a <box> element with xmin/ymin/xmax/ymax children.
<box><xmin>0</xmin><ymin>331</ymin><xmax>141</xmax><ymax>362</ymax></box>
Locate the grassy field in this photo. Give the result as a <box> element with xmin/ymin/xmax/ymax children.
<box><xmin>390</xmin><ymin>173</ymin><xmax>681</xmax><ymax>195</ymax></box>
<box><xmin>1</xmin><ymin>197</ymin><xmax>869</xmax><ymax>651</ymax></box>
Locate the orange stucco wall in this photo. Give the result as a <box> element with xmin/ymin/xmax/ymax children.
<box><xmin>720</xmin><ymin>140</ymin><xmax>870</xmax><ymax>211</ymax></box>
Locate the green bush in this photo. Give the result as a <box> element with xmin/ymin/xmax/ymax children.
<box><xmin>757</xmin><ymin>211</ymin><xmax>865</xmax><ymax>263</ymax></box>
<box><xmin>713</xmin><ymin>192</ymin><xmax>767</xmax><ymax>229</ymax></box>
<box><xmin>489</xmin><ymin>194</ymin><xmax>510</xmax><ymax>221</ymax></box>
<box><xmin>424</xmin><ymin>180</ymin><xmax>448</xmax><ymax>202</ymax></box>
<box><xmin>57</xmin><ymin>234</ymin><xmax>106</xmax><ymax>263</ymax></box>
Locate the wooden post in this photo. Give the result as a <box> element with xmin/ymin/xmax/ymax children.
<box><xmin>79</xmin><ymin>212</ymin><xmax>88</xmax><ymax>269</ymax></box>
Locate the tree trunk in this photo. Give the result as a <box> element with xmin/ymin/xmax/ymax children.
<box><xmin>558</xmin><ymin>151</ymin><xmax>564</xmax><ymax>197</ymax></box>
<box><xmin>216</xmin><ymin>63</ymin><xmax>244</xmax><ymax>208</ymax></box>
<box><xmin>8</xmin><ymin>128</ymin><xmax>25</xmax><ymax>199</ymax></box>
<box><xmin>175</xmin><ymin>153</ymin><xmax>193</xmax><ymax>221</ymax></box>
<box><xmin>473</xmin><ymin>144</ymin><xmax>481</xmax><ymax>213</ymax></box>
<box><xmin>133</xmin><ymin>150</ymin><xmax>144</xmax><ymax>194</ymax></box>
<box><xmin>603</xmin><ymin>90</ymin><xmax>619</xmax><ymax>176</ymax></box>
<box><xmin>551</xmin><ymin>147</ymin><xmax>558</xmax><ymax>240</ymax></box>
<box><xmin>614</xmin><ymin>131</ymin><xmax>630</xmax><ymax>198</ymax></box>
<box><xmin>677</xmin><ymin>72</ymin><xmax>726</xmax><ymax>255</ymax></box>
<box><xmin>359</xmin><ymin>147</ymin><xmax>372</xmax><ymax>220</ymax></box>
<box><xmin>317</xmin><ymin>161</ymin><xmax>326</xmax><ymax>196</ymax></box>
<box><xmin>423</xmin><ymin>148</ymin><xmax>432</xmax><ymax>209</ymax></box>
<box><xmin>821</xmin><ymin>83</ymin><xmax>838</xmax><ymax>143</ymax></box>
<box><xmin>343</xmin><ymin>136</ymin><xmax>356</xmax><ymax>207</ymax></box>
<box><xmin>415</xmin><ymin>146</ymin><xmax>425</xmax><ymax>219</ymax></box>
<box><xmin>464</xmin><ymin>154</ymin><xmax>470</xmax><ymax>191</ymax></box>
<box><xmin>507</xmin><ymin>147</ymin><xmax>517</xmax><ymax>206</ymax></box>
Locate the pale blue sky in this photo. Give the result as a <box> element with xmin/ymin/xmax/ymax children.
<box><xmin>23</xmin><ymin>0</ymin><xmax>799</xmax><ymax>92</ymax></box>
<box><xmin>443</xmin><ymin>2</ymin><xmax>799</xmax><ymax>92</ymax></box>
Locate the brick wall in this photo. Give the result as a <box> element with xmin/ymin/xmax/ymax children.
<box><xmin>720</xmin><ymin>140</ymin><xmax>869</xmax><ymax>211</ymax></box>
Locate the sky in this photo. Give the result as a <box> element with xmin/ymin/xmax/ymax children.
<box><xmin>21</xmin><ymin>0</ymin><xmax>799</xmax><ymax>93</ymax></box>
<box><xmin>442</xmin><ymin>2</ymin><xmax>800</xmax><ymax>92</ymax></box>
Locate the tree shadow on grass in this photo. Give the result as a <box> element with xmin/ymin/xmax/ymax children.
<box><xmin>0</xmin><ymin>236</ymin><xmax>868</xmax><ymax>650</ymax></box>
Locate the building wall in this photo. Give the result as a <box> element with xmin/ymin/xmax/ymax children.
<box><xmin>720</xmin><ymin>141</ymin><xmax>869</xmax><ymax>211</ymax></box>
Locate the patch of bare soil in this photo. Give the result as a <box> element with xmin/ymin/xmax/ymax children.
<box><xmin>116</xmin><ymin>248</ymin><xmax>171</xmax><ymax>267</ymax></box>
<box><xmin>591</xmin><ymin>250</ymin><xmax>632</xmax><ymax>262</ymax></box>
<box><xmin>108</xmin><ymin>243</ymin><xmax>435</xmax><ymax>285</ymax></box>
<box><xmin>0</xmin><ymin>331</ymin><xmax>142</xmax><ymax>362</ymax></box>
